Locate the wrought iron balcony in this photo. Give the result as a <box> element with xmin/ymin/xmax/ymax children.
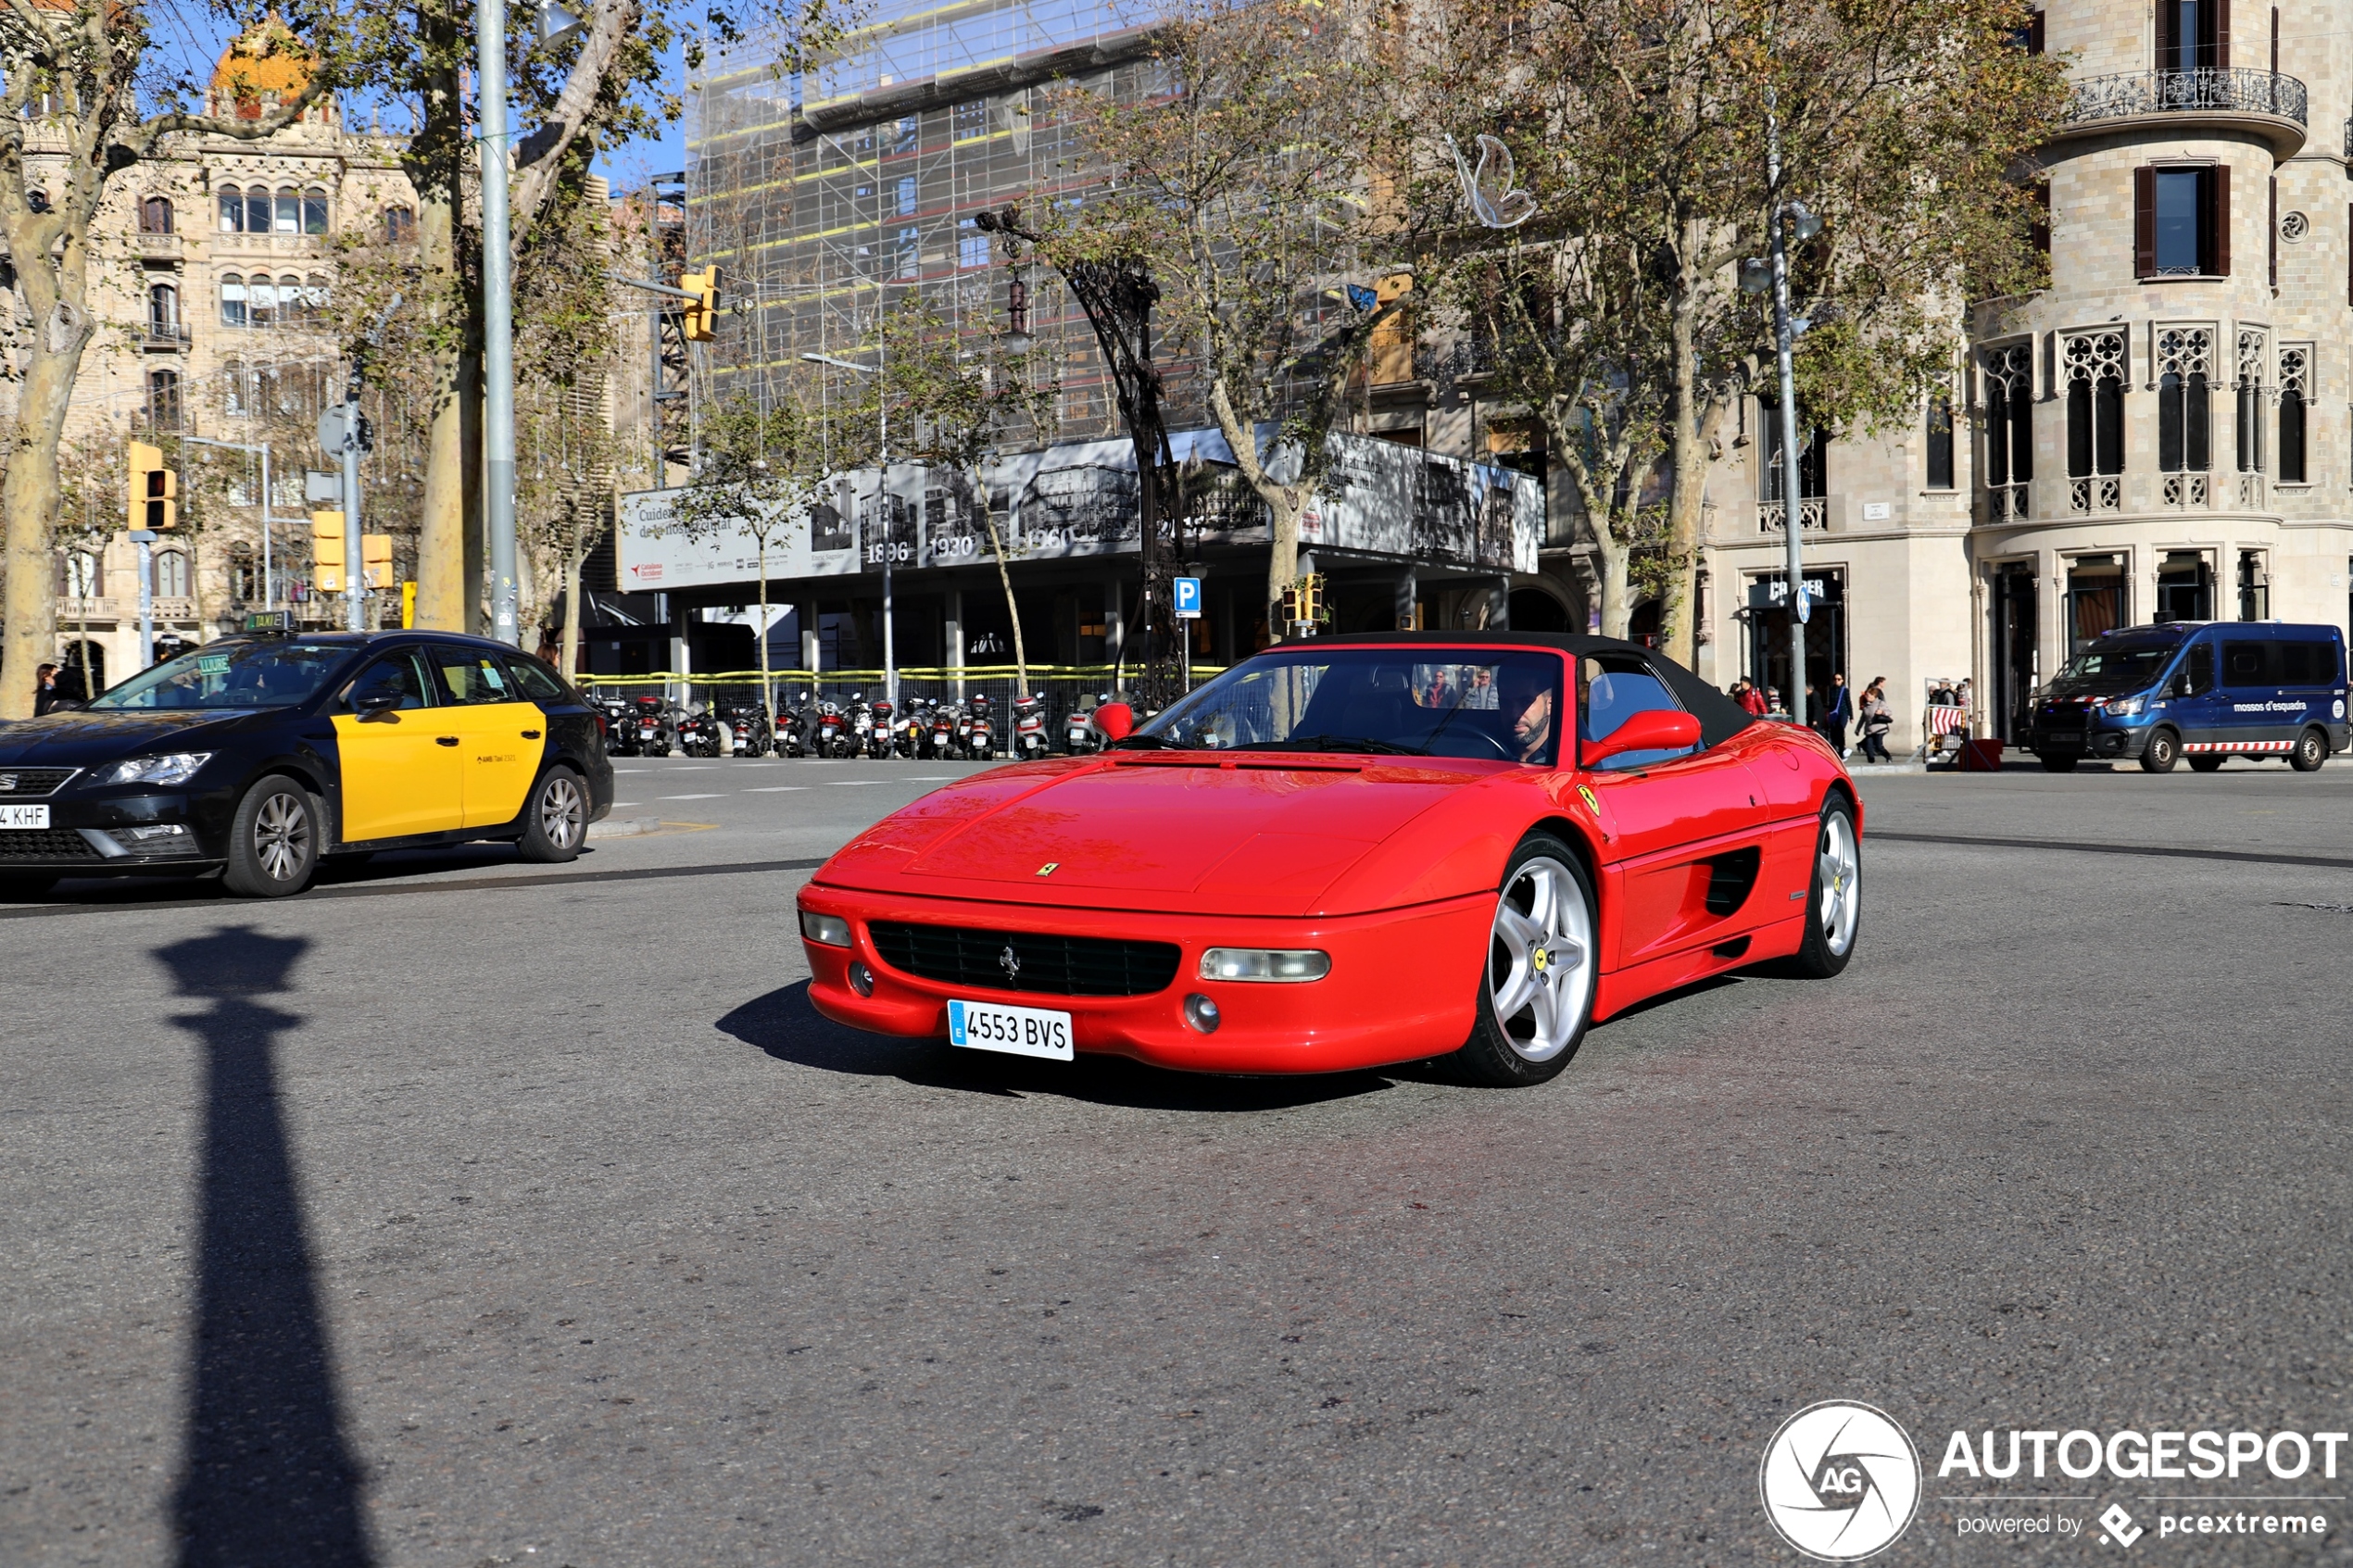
<box><xmin>2065</xmin><ymin>69</ymin><xmax>2307</xmax><ymax>129</ymax></box>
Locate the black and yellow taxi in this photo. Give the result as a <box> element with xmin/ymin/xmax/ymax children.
<box><xmin>0</xmin><ymin>625</ymin><xmax>613</xmax><ymax>897</ymax></box>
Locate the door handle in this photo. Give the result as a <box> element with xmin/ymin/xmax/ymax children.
<box><xmin>522</xmin><ymin>729</ymin><xmax>541</xmax><ymax>739</ymax></box>
<box><xmin>436</xmin><ymin>736</ymin><xmax>459</xmax><ymax>747</ymax></box>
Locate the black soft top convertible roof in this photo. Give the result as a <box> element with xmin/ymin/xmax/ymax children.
<box><xmin>1275</xmin><ymin>630</ymin><xmax>1757</xmax><ymax>750</ymax></box>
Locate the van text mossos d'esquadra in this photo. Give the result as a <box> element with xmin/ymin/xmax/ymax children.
<box><xmin>1939</xmin><ymin>1430</ymin><xmax>2350</xmax><ymax>1481</ymax></box>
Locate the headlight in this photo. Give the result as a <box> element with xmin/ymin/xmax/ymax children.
<box><xmin>1199</xmin><ymin>947</ymin><xmax>1331</xmax><ymax>983</ymax></box>
<box><xmin>2102</xmin><ymin>696</ymin><xmax>2144</xmax><ymax>717</ymax></box>
<box><xmin>93</xmin><ymin>752</ymin><xmax>211</xmax><ymax>786</ymax></box>
<box><xmin>799</xmin><ymin>909</ymin><xmax>851</xmax><ymax>947</ymax></box>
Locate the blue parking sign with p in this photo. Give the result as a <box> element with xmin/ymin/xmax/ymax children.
<box><xmin>1174</xmin><ymin>577</ymin><xmax>1202</xmax><ymax>618</ymax></box>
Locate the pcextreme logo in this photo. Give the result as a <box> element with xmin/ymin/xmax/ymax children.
<box><xmin>1759</xmin><ymin>1400</ymin><xmax>1924</xmax><ymax>1562</ymax></box>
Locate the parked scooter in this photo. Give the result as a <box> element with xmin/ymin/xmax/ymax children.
<box><xmin>630</xmin><ymin>694</ymin><xmax>676</xmax><ymax>757</ymax></box>
<box><xmin>675</xmin><ymin>702</ymin><xmax>723</xmax><ymax>759</ymax></box>
<box><xmin>776</xmin><ymin>694</ymin><xmax>811</xmax><ymax>759</ymax></box>
<box><xmin>928</xmin><ymin>698</ymin><xmax>962</xmax><ymax>759</ymax></box>
<box><xmin>1064</xmin><ymin>693</ymin><xmax>1101</xmax><ymax>755</ymax></box>
<box><xmin>593</xmin><ymin>694</ymin><xmax>638</xmax><ymax>756</ymax></box>
<box><xmin>716</xmin><ymin>695</ymin><xmax>774</xmax><ymax>758</ymax></box>
<box><xmin>813</xmin><ymin>696</ymin><xmax>850</xmax><ymax>759</ymax></box>
<box><xmin>865</xmin><ymin>696</ymin><xmax>897</xmax><ymax>759</ymax></box>
<box><xmin>1012</xmin><ymin>693</ymin><xmax>1049</xmax><ymax>760</ymax></box>
<box><xmin>894</xmin><ymin>696</ymin><xmax>930</xmax><ymax>759</ymax></box>
<box><xmin>964</xmin><ymin>691</ymin><xmax>995</xmax><ymax>759</ymax></box>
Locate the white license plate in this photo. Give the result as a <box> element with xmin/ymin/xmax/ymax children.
<box><xmin>947</xmin><ymin>998</ymin><xmax>1074</xmax><ymax>1061</ymax></box>
<box><xmin>0</xmin><ymin>804</ymin><xmax>50</xmax><ymax>829</ymax></box>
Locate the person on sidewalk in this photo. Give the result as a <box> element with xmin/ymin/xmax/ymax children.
<box><xmin>1856</xmin><ymin>679</ymin><xmax>1894</xmax><ymax>763</ymax></box>
<box><xmin>1818</xmin><ymin>672</ymin><xmax>1854</xmax><ymax>756</ymax></box>
<box><xmin>1735</xmin><ymin>680</ymin><xmax>1770</xmax><ymax>718</ymax></box>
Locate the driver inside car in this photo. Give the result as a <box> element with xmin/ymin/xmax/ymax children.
<box><xmin>1501</xmin><ymin>663</ymin><xmax>1554</xmax><ymax>762</ymax></box>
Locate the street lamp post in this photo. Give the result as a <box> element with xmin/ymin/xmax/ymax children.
<box><xmin>1741</xmin><ymin>106</ymin><xmax>1821</xmax><ymax>728</ymax></box>
<box><xmin>802</xmin><ymin>350</ymin><xmax>894</xmax><ymax>709</ymax></box>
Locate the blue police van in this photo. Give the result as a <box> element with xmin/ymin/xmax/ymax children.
<box><xmin>2028</xmin><ymin>621</ymin><xmax>2350</xmax><ymax>773</ymax></box>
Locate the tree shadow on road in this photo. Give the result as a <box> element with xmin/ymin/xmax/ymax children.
<box><xmin>157</xmin><ymin>925</ymin><xmax>373</xmax><ymax>1568</ymax></box>
<box><xmin>719</xmin><ymin>981</ymin><xmax>1400</xmax><ymax>1113</ymax></box>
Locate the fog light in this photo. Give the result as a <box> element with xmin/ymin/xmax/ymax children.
<box><xmin>848</xmin><ymin>960</ymin><xmax>875</xmax><ymax>997</ymax></box>
<box><xmin>1199</xmin><ymin>947</ymin><xmax>1330</xmax><ymax>983</ymax></box>
<box><xmin>800</xmin><ymin>909</ymin><xmax>851</xmax><ymax>947</ymax></box>
<box><xmin>1183</xmin><ymin>993</ymin><xmax>1221</xmax><ymax>1033</ymax></box>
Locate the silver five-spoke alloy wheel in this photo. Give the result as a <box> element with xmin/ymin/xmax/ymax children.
<box><xmin>251</xmin><ymin>789</ymin><xmax>312</xmax><ymax>884</ymax></box>
<box><xmin>537</xmin><ymin>772</ymin><xmax>585</xmax><ymax>851</ymax></box>
<box><xmin>1487</xmin><ymin>855</ymin><xmax>1594</xmax><ymax>1062</ymax></box>
<box><xmin>1818</xmin><ymin>809</ymin><xmax>1860</xmax><ymax>958</ymax></box>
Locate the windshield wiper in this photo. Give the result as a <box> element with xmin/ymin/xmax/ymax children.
<box><xmin>1105</xmin><ymin>734</ymin><xmax>1197</xmax><ymax>751</ymax></box>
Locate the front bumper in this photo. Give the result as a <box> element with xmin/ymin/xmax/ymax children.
<box><xmin>0</xmin><ymin>786</ymin><xmax>234</xmax><ymax>874</ymax></box>
<box><xmin>795</xmin><ymin>882</ymin><xmax>1491</xmax><ymax>1075</ymax></box>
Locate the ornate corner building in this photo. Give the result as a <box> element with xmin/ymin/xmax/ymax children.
<box><xmin>1700</xmin><ymin>0</ymin><xmax>2353</xmax><ymax>752</ymax></box>
<box><xmin>24</xmin><ymin>26</ymin><xmax>418</xmax><ymax>692</ymax></box>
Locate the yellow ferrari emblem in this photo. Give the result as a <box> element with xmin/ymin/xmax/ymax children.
<box><xmin>1532</xmin><ymin>947</ymin><xmax>1551</xmax><ymax>973</ymax></box>
<box><xmin>1036</xmin><ymin>861</ymin><xmax>1059</xmax><ymax>876</ymax></box>
<box><xmin>1577</xmin><ymin>784</ymin><xmax>1600</xmax><ymax>814</ymax></box>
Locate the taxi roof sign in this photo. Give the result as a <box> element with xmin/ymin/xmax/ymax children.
<box><xmin>243</xmin><ymin>610</ymin><xmax>294</xmax><ymax>633</ymax></box>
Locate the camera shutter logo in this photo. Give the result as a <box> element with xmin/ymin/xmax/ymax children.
<box><xmin>1758</xmin><ymin>1400</ymin><xmax>1921</xmax><ymax>1561</ymax></box>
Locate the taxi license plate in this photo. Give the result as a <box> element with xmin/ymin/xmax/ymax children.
<box><xmin>947</xmin><ymin>998</ymin><xmax>1074</xmax><ymax>1061</ymax></box>
<box><xmin>0</xmin><ymin>804</ymin><xmax>50</xmax><ymax>829</ymax></box>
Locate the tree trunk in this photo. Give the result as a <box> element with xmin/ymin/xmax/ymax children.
<box><xmin>978</xmin><ymin>477</ymin><xmax>1027</xmax><ymax>696</ymax></box>
<box><xmin>1</xmin><ymin>345</ymin><xmax>84</xmax><ymax>717</ymax></box>
<box><xmin>409</xmin><ymin>36</ymin><xmax>476</xmax><ymax>633</ymax></box>
<box><xmin>756</xmin><ymin>542</ymin><xmax>772</xmax><ymax>721</ymax></box>
<box><xmin>1206</xmin><ymin>382</ymin><xmax>1304</xmax><ymax>633</ymax></box>
<box><xmin>1595</xmin><ymin>546</ymin><xmax>1633</xmax><ymax>640</ymax></box>
<box><xmin>1660</xmin><ymin>284</ymin><xmax>1704</xmax><ymax>667</ymax></box>
<box><xmin>560</xmin><ymin>535</ymin><xmax>584</xmax><ymax>679</ymax></box>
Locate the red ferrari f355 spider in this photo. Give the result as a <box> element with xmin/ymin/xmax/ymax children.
<box><xmin>797</xmin><ymin>633</ymin><xmax>1859</xmax><ymax>1085</ymax></box>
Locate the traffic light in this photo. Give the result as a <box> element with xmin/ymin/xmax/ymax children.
<box><xmin>311</xmin><ymin>509</ymin><xmax>345</xmax><ymax>594</ymax></box>
<box><xmin>1282</xmin><ymin>573</ymin><xmax>1326</xmax><ymax>633</ymax></box>
<box><xmin>680</xmin><ymin>266</ymin><xmax>720</xmax><ymax>341</ymax></box>
<box><xmin>127</xmin><ymin>441</ymin><xmax>176</xmax><ymax>531</ymax></box>
<box><xmin>361</xmin><ymin>533</ymin><xmax>392</xmax><ymax>589</ymax></box>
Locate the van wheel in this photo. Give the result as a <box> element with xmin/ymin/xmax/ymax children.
<box><xmin>2291</xmin><ymin>727</ymin><xmax>2329</xmax><ymax>772</ymax></box>
<box><xmin>222</xmin><ymin>774</ymin><xmax>319</xmax><ymax>897</ymax></box>
<box><xmin>2139</xmin><ymin>728</ymin><xmax>2181</xmax><ymax>772</ymax></box>
<box><xmin>518</xmin><ymin>766</ymin><xmax>587</xmax><ymax>862</ymax></box>
<box><xmin>2187</xmin><ymin>755</ymin><xmax>2225</xmax><ymax>772</ymax></box>
<box><xmin>2039</xmin><ymin>754</ymin><xmax>2078</xmax><ymax>772</ymax></box>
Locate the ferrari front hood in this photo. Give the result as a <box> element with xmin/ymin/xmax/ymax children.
<box><xmin>814</xmin><ymin>753</ymin><xmax>1505</xmax><ymax>916</ymax></box>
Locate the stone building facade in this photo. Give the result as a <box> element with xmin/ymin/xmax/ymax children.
<box><xmin>24</xmin><ymin>28</ymin><xmax>417</xmax><ymax>694</ymax></box>
<box><xmin>1698</xmin><ymin>0</ymin><xmax>2353</xmax><ymax>753</ymax></box>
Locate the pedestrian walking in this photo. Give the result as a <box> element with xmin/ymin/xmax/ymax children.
<box><xmin>1736</xmin><ymin>680</ymin><xmax>1769</xmax><ymax>717</ymax></box>
<box><xmin>1857</xmin><ymin>678</ymin><xmax>1894</xmax><ymax>763</ymax></box>
<box><xmin>1818</xmin><ymin>672</ymin><xmax>1854</xmax><ymax>756</ymax></box>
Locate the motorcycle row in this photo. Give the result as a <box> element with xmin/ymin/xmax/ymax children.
<box><xmin>591</xmin><ymin>690</ymin><xmax>1118</xmax><ymax>760</ymax></box>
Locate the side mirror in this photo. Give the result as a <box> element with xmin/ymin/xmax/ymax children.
<box><xmin>1093</xmin><ymin>701</ymin><xmax>1136</xmax><ymax>741</ymax></box>
<box><xmin>353</xmin><ymin>689</ymin><xmax>403</xmax><ymax>721</ymax></box>
<box><xmin>1582</xmin><ymin>708</ymin><xmax>1701</xmax><ymax>767</ymax></box>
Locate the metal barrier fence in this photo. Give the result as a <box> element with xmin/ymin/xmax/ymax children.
<box><xmin>575</xmin><ymin>666</ymin><xmax>1227</xmax><ymax>750</ymax></box>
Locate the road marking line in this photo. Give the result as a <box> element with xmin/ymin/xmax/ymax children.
<box><xmin>742</xmin><ymin>786</ymin><xmax>808</xmax><ymax>792</ymax></box>
<box><xmin>660</xmin><ymin>793</ymin><xmax>724</xmax><ymax>799</ymax></box>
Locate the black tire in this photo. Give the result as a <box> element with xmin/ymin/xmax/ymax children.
<box><xmin>222</xmin><ymin>774</ymin><xmax>319</xmax><ymax>897</ymax></box>
<box><xmin>1452</xmin><ymin>834</ymin><xmax>1597</xmax><ymax>1088</ymax></box>
<box><xmin>2039</xmin><ymin>754</ymin><xmax>2078</xmax><ymax>772</ymax></box>
<box><xmin>517</xmin><ymin>766</ymin><xmax>588</xmax><ymax>863</ymax></box>
<box><xmin>2187</xmin><ymin>755</ymin><xmax>2224</xmax><ymax>771</ymax></box>
<box><xmin>2291</xmin><ymin>727</ymin><xmax>2329</xmax><ymax>772</ymax></box>
<box><xmin>1787</xmin><ymin>797</ymin><xmax>1861</xmax><ymax>979</ymax></box>
<box><xmin>2139</xmin><ymin>727</ymin><xmax>2181</xmax><ymax>773</ymax></box>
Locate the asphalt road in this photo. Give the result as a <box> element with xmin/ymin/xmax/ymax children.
<box><xmin>4</xmin><ymin>752</ymin><xmax>2351</xmax><ymax>1566</ymax></box>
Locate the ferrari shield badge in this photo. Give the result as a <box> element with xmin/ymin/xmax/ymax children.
<box><xmin>1576</xmin><ymin>785</ymin><xmax>1600</xmax><ymax>815</ymax></box>
<box><xmin>1036</xmin><ymin>862</ymin><xmax>1059</xmax><ymax>876</ymax></box>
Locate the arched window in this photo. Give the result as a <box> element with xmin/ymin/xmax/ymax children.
<box><xmin>148</xmin><ymin>370</ymin><xmax>181</xmax><ymax>430</ymax></box>
<box><xmin>274</xmin><ymin>186</ymin><xmax>299</xmax><ymax>234</ymax></box>
<box><xmin>140</xmin><ymin>195</ymin><xmax>173</xmax><ymax>234</ymax></box>
<box><xmin>245</xmin><ymin>186</ymin><xmax>269</xmax><ymax>234</ymax></box>
<box><xmin>218</xmin><ymin>185</ymin><xmax>243</xmax><ymax>232</ymax></box>
<box><xmin>230</xmin><ymin>545</ymin><xmax>259</xmax><ymax>603</ymax></box>
<box><xmin>147</xmin><ymin>282</ymin><xmax>179</xmax><ymax>334</ymax></box>
<box><xmin>279</xmin><ymin>273</ymin><xmax>302</xmax><ymax>324</ymax></box>
<box><xmin>219</xmin><ymin>273</ymin><xmax>247</xmax><ymax>328</ymax></box>
<box><xmin>305</xmin><ymin>274</ymin><xmax>330</xmax><ymax>319</ymax></box>
<box><xmin>302</xmin><ymin>186</ymin><xmax>328</xmax><ymax>234</ymax></box>
<box><xmin>156</xmin><ymin>550</ymin><xmax>190</xmax><ymax>598</ymax></box>
<box><xmin>384</xmin><ymin>206</ymin><xmax>414</xmax><ymax>242</ymax></box>
<box><xmin>222</xmin><ymin>358</ymin><xmax>247</xmax><ymax>418</ymax></box>
<box><xmin>248</xmin><ymin>276</ymin><xmax>275</xmax><ymax>328</ymax></box>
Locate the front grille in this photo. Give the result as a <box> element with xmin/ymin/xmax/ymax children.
<box><xmin>870</xmin><ymin>921</ymin><xmax>1182</xmax><ymax>997</ymax></box>
<box><xmin>0</xmin><ymin>768</ymin><xmax>78</xmax><ymax>797</ymax></box>
<box><xmin>0</xmin><ymin>829</ymin><xmax>100</xmax><ymax>860</ymax></box>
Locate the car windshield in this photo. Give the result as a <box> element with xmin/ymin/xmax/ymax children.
<box><xmin>87</xmin><ymin>640</ymin><xmax>355</xmax><ymax>710</ymax></box>
<box><xmin>1130</xmin><ymin>648</ymin><xmax>1564</xmax><ymax>764</ymax></box>
<box><xmin>2048</xmin><ymin>638</ymin><xmax>2181</xmax><ymax>696</ymax></box>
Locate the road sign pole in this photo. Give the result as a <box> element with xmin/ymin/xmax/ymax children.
<box><xmin>132</xmin><ymin>531</ymin><xmax>156</xmax><ymax>669</ymax></box>
<box><xmin>342</xmin><ymin>405</ymin><xmax>365</xmax><ymax>633</ymax></box>
<box><xmin>480</xmin><ymin>0</ymin><xmax>520</xmax><ymax>645</ymax></box>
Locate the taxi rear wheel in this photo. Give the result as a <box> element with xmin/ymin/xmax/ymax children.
<box><xmin>223</xmin><ymin>774</ymin><xmax>319</xmax><ymax>897</ymax></box>
<box><xmin>518</xmin><ymin>767</ymin><xmax>587</xmax><ymax>863</ymax></box>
